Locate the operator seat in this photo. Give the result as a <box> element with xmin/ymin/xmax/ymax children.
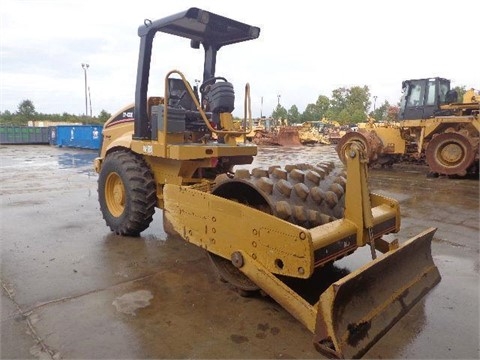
<box><xmin>166</xmin><ymin>77</ymin><xmax>214</xmax><ymax>134</ymax></box>
<box><xmin>167</xmin><ymin>78</ymin><xmax>199</xmax><ymax>111</ymax></box>
<box><xmin>203</xmin><ymin>80</ymin><xmax>235</xmax><ymax>128</ymax></box>
<box><xmin>206</xmin><ymin>81</ymin><xmax>235</xmax><ymax>114</ymax></box>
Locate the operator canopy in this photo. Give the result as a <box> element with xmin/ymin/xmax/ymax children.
<box><xmin>138</xmin><ymin>7</ymin><xmax>260</xmax><ymax>48</ymax></box>
<box><xmin>134</xmin><ymin>8</ymin><xmax>261</xmax><ymax>140</ymax></box>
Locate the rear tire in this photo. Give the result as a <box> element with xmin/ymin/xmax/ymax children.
<box><xmin>425</xmin><ymin>132</ymin><xmax>475</xmax><ymax>176</ymax></box>
<box><xmin>98</xmin><ymin>150</ymin><xmax>156</xmax><ymax>236</ymax></box>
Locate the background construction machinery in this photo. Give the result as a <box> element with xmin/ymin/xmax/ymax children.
<box><xmin>337</xmin><ymin>77</ymin><xmax>479</xmax><ymax>177</ymax></box>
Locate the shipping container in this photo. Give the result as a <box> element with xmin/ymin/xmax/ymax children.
<box><xmin>0</xmin><ymin>126</ymin><xmax>49</xmax><ymax>145</ymax></box>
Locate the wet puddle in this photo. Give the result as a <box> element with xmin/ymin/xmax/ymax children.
<box><xmin>112</xmin><ymin>290</ymin><xmax>154</xmax><ymax>316</ymax></box>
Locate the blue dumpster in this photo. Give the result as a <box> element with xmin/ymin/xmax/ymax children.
<box><xmin>54</xmin><ymin>125</ymin><xmax>101</xmax><ymax>150</ymax></box>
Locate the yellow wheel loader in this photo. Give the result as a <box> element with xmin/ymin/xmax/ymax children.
<box><xmin>336</xmin><ymin>78</ymin><xmax>479</xmax><ymax>177</ymax></box>
<box><xmin>94</xmin><ymin>8</ymin><xmax>441</xmax><ymax>358</ymax></box>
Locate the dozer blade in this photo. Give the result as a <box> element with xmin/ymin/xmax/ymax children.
<box><xmin>314</xmin><ymin>227</ymin><xmax>441</xmax><ymax>359</ymax></box>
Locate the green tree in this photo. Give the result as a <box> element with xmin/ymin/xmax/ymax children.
<box><xmin>300</xmin><ymin>95</ymin><xmax>330</xmax><ymax>123</ymax></box>
<box><xmin>287</xmin><ymin>105</ymin><xmax>300</xmax><ymax>124</ymax></box>
<box><xmin>301</xmin><ymin>103</ymin><xmax>318</xmax><ymax>122</ymax></box>
<box><xmin>325</xmin><ymin>86</ymin><xmax>370</xmax><ymax>124</ymax></box>
<box><xmin>98</xmin><ymin>110</ymin><xmax>112</xmax><ymax>122</ymax></box>
<box><xmin>348</xmin><ymin>86</ymin><xmax>371</xmax><ymax>113</ymax></box>
<box><xmin>271</xmin><ymin>104</ymin><xmax>287</xmax><ymax>122</ymax></box>
<box><xmin>370</xmin><ymin>100</ymin><xmax>390</xmax><ymax>121</ymax></box>
<box><xmin>0</xmin><ymin>110</ymin><xmax>15</xmax><ymax>125</ymax></box>
<box><xmin>17</xmin><ymin>99</ymin><xmax>37</xmax><ymax>120</ymax></box>
<box><xmin>327</xmin><ymin>87</ymin><xmax>348</xmax><ymax>119</ymax></box>
<box><xmin>315</xmin><ymin>95</ymin><xmax>330</xmax><ymax>119</ymax></box>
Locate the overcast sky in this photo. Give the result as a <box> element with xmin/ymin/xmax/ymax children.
<box><xmin>1</xmin><ymin>0</ymin><xmax>479</xmax><ymax>118</ymax></box>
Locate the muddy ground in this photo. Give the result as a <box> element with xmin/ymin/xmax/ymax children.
<box><xmin>1</xmin><ymin>144</ymin><xmax>479</xmax><ymax>359</ymax></box>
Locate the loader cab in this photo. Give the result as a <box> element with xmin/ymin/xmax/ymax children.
<box><xmin>399</xmin><ymin>77</ymin><xmax>450</xmax><ymax>120</ymax></box>
<box><xmin>132</xmin><ymin>8</ymin><xmax>260</xmax><ymax>141</ymax></box>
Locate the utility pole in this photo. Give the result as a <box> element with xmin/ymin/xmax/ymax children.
<box><xmin>88</xmin><ymin>86</ymin><xmax>93</xmax><ymax>117</ymax></box>
<box><xmin>81</xmin><ymin>63</ymin><xmax>89</xmax><ymax>116</ymax></box>
<box><xmin>261</xmin><ymin>96</ymin><xmax>263</xmax><ymax>117</ymax></box>
<box><xmin>277</xmin><ymin>94</ymin><xmax>281</xmax><ymax>106</ymax></box>
<box><xmin>373</xmin><ymin>95</ymin><xmax>378</xmax><ymax>111</ymax></box>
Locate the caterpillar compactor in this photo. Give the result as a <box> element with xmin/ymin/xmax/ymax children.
<box><xmin>94</xmin><ymin>8</ymin><xmax>441</xmax><ymax>358</ymax></box>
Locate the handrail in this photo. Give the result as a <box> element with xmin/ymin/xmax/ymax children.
<box><xmin>163</xmin><ymin>69</ymin><xmax>253</xmax><ymax>136</ymax></box>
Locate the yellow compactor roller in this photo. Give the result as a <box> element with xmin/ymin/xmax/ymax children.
<box><xmin>94</xmin><ymin>8</ymin><xmax>441</xmax><ymax>358</ymax></box>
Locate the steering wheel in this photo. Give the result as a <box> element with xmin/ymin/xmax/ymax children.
<box><xmin>199</xmin><ymin>76</ymin><xmax>228</xmax><ymax>95</ymax></box>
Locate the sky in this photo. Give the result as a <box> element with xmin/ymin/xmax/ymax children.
<box><xmin>1</xmin><ymin>0</ymin><xmax>479</xmax><ymax>119</ymax></box>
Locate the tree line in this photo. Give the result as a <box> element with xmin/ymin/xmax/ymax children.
<box><xmin>272</xmin><ymin>85</ymin><xmax>469</xmax><ymax>125</ymax></box>
<box><xmin>1</xmin><ymin>84</ymin><xmax>469</xmax><ymax>126</ymax></box>
<box><xmin>272</xmin><ymin>85</ymin><xmax>395</xmax><ymax>125</ymax></box>
<box><xmin>0</xmin><ymin>100</ymin><xmax>112</xmax><ymax>126</ymax></box>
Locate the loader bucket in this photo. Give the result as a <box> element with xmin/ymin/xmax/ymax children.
<box><xmin>313</xmin><ymin>227</ymin><xmax>441</xmax><ymax>359</ymax></box>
